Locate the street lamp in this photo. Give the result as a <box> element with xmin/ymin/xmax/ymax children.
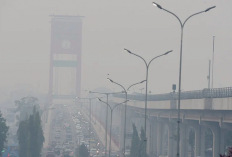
<box><xmin>124</xmin><ymin>48</ymin><xmax>172</xmax><ymax>157</ymax></box>
<box><xmin>77</xmin><ymin>96</ymin><xmax>102</xmax><ymax>156</ymax></box>
<box><xmin>97</xmin><ymin>98</ymin><xmax>129</xmax><ymax>157</ymax></box>
<box><xmin>139</xmin><ymin>88</ymin><xmax>144</xmax><ymax>94</ymax></box>
<box><xmin>107</xmin><ymin>78</ymin><xmax>146</xmax><ymax>157</ymax></box>
<box><xmin>87</xmin><ymin>91</ymin><xmax>124</xmax><ymax>157</ymax></box>
<box><xmin>152</xmin><ymin>2</ymin><xmax>216</xmax><ymax>157</ymax></box>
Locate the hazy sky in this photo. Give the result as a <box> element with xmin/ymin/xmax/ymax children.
<box><xmin>0</xmin><ymin>0</ymin><xmax>231</xmax><ymax>95</ymax></box>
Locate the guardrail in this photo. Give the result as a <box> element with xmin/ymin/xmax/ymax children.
<box><xmin>113</xmin><ymin>87</ymin><xmax>232</xmax><ymax>101</ymax></box>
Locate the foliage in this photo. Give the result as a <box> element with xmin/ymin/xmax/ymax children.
<box><xmin>220</xmin><ymin>146</ymin><xmax>232</xmax><ymax>157</ymax></box>
<box><xmin>129</xmin><ymin>125</ymin><xmax>147</xmax><ymax>157</ymax></box>
<box><xmin>79</xmin><ymin>144</ymin><xmax>89</xmax><ymax>157</ymax></box>
<box><xmin>130</xmin><ymin>123</ymin><xmax>140</xmax><ymax>157</ymax></box>
<box><xmin>15</xmin><ymin>96</ymin><xmax>40</xmax><ymax>125</ymax></box>
<box><xmin>138</xmin><ymin>127</ymin><xmax>147</xmax><ymax>157</ymax></box>
<box><xmin>17</xmin><ymin>119</ymin><xmax>29</xmax><ymax>157</ymax></box>
<box><xmin>75</xmin><ymin>147</ymin><xmax>79</xmax><ymax>157</ymax></box>
<box><xmin>0</xmin><ymin>111</ymin><xmax>9</xmax><ymax>157</ymax></box>
<box><xmin>17</xmin><ymin>105</ymin><xmax>44</xmax><ymax>157</ymax></box>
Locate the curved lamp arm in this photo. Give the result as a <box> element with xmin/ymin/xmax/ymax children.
<box><xmin>124</xmin><ymin>49</ymin><xmax>148</xmax><ymax>67</ymax></box>
<box><xmin>183</xmin><ymin>11</ymin><xmax>205</xmax><ymax>27</ymax></box>
<box><xmin>147</xmin><ymin>50</ymin><xmax>172</xmax><ymax>68</ymax></box>
<box><xmin>112</xmin><ymin>100</ymin><xmax>129</xmax><ymax>110</ymax></box>
<box><xmin>97</xmin><ymin>98</ymin><xmax>112</xmax><ymax>110</ymax></box>
<box><xmin>107</xmin><ymin>78</ymin><xmax>126</xmax><ymax>92</ymax></box>
<box><xmin>153</xmin><ymin>2</ymin><xmax>216</xmax><ymax>28</ymax></box>
<box><xmin>97</xmin><ymin>98</ymin><xmax>128</xmax><ymax>111</ymax></box>
<box><xmin>127</xmin><ymin>80</ymin><xmax>146</xmax><ymax>91</ymax></box>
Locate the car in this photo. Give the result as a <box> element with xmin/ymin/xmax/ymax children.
<box><xmin>125</xmin><ymin>150</ymin><xmax>130</xmax><ymax>156</ymax></box>
<box><xmin>46</xmin><ymin>151</ymin><xmax>55</xmax><ymax>157</ymax></box>
<box><xmin>66</xmin><ymin>130</ymin><xmax>72</xmax><ymax>134</ymax></box>
<box><xmin>65</xmin><ymin>145</ymin><xmax>71</xmax><ymax>150</ymax></box>
<box><xmin>56</xmin><ymin>141</ymin><xmax>61</xmax><ymax>145</ymax></box>
<box><xmin>63</xmin><ymin>149</ymin><xmax>74</xmax><ymax>157</ymax></box>
<box><xmin>80</xmin><ymin>140</ymin><xmax>85</xmax><ymax>144</ymax></box>
<box><xmin>68</xmin><ymin>141</ymin><xmax>74</xmax><ymax>148</ymax></box>
<box><xmin>66</xmin><ymin>138</ymin><xmax>72</xmax><ymax>142</ymax></box>
<box><xmin>55</xmin><ymin>132</ymin><xmax>61</xmax><ymax>136</ymax></box>
<box><xmin>76</xmin><ymin>126</ymin><xmax>81</xmax><ymax>130</ymax></box>
<box><xmin>90</xmin><ymin>148</ymin><xmax>98</xmax><ymax>156</ymax></box>
<box><xmin>111</xmin><ymin>151</ymin><xmax>120</xmax><ymax>157</ymax></box>
<box><xmin>76</xmin><ymin>130</ymin><xmax>82</xmax><ymax>135</ymax></box>
<box><xmin>55</xmin><ymin>136</ymin><xmax>61</xmax><ymax>140</ymax></box>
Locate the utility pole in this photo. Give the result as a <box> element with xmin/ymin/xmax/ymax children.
<box><xmin>208</xmin><ymin>60</ymin><xmax>211</xmax><ymax>89</ymax></box>
<box><xmin>211</xmin><ymin>36</ymin><xmax>215</xmax><ymax>88</ymax></box>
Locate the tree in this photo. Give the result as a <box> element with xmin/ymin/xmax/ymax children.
<box><xmin>130</xmin><ymin>123</ymin><xmax>140</xmax><ymax>157</ymax></box>
<box><xmin>0</xmin><ymin>111</ymin><xmax>9</xmax><ymax>157</ymax></box>
<box><xmin>17</xmin><ymin>106</ymin><xmax>44</xmax><ymax>157</ymax></box>
<box><xmin>15</xmin><ymin>96</ymin><xmax>39</xmax><ymax>126</ymax></box>
<box><xmin>34</xmin><ymin>110</ymin><xmax>44</xmax><ymax>157</ymax></box>
<box><xmin>79</xmin><ymin>144</ymin><xmax>89</xmax><ymax>157</ymax></box>
<box><xmin>75</xmin><ymin>147</ymin><xmax>79</xmax><ymax>157</ymax></box>
<box><xmin>220</xmin><ymin>146</ymin><xmax>232</xmax><ymax>157</ymax></box>
<box><xmin>17</xmin><ymin>119</ymin><xmax>29</xmax><ymax>157</ymax></box>
<box><xmin>138</xmin><ymin>127</ymin><xmax>146</xmax><ymax>157</ymax></box>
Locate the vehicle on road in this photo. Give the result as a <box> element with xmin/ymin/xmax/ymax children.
<box><xmin>46</xmin><ymin>151</ymin><xmax>55</xmax><ymax>157</ymax></box>
<box><xmin>90</xmin><ymin>148</ymin><xmax>98</xmax><ymax>156</ymax></box>
<box><xmin>111</xmin><ymin>151</ymin><xmax>120</xmax><ymax>157</ymax></box>
<box><xmin>125</xmin><ymin>149</ymin><xmax>130</xmax><ymax>156</ymax></box>
<box><xmin>63</xmin><ymin>149</ymin><xmax>74</xmax><ymax>157</ymax></box>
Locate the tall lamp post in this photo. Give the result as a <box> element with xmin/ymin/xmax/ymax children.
<box><xmin>87</xmin><ymin>91</ymin><xmax>124</xmax><ymax>157</ymax></box>
<box><xmin>152</xmin><ymin>2</ymin><xmax>216</xmax><ymax>157</ymax></box>
<box><xmin>97</xmin><ymin>98</ymin><xmax>129</xmax><ymax>157</ymax></box>
<box><xmin>124</xmin><ymin>49</ymin><xmax>172</xmax><ymax>157</ymax></box>
<box><xmin>77</xmin><ymin>96</ymin><xmax>101</xmax><ymax>156</ymax></box>
<box><xmin>106</xmin><ymin>79</ymin><xmax>146</xmax><ymax>157</ymax></box>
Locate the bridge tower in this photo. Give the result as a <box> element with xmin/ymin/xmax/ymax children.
<box><xmin>48</xmin><ymin>15</ymin><xmax>84</xmax><ymax>103</ymax></box>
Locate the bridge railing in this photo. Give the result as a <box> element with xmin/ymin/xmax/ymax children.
<box><xmin>113</xmin><ymin>87</ymin><xmax>232</xmax><ymax>101</ymax></box>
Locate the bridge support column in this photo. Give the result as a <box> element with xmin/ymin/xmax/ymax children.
<box><xmin>219</xmin><ymin>128</ymin><xmax>225</xmax><ymax>155</ymax></box>
<box><xmin>201</xmin><ymin>122</ymin><xmax>226</xmax><ymax>157</ymax></box>
<box><xmin>180</xmin><ymin>124</ymin><xmax>189</xmax><ymax>157</ymax></box>
<box><xmin>167</xmin><ymin>123</ymin><xmax>174</xmax><ymax>157</ymax></box>
<box><xmin>157</xmin><ymin>121</ymin><xmax>164</xmax><ymax>157</ymax></box>
<box><xmin>212</xmin><ymin>126</ymin><xmax>219</xmax><ymax>157</ymax></box>
<box><xmin>195</xmin><ymin>126</ymin><xmax>206</xmax><ymax>157</ymax></box>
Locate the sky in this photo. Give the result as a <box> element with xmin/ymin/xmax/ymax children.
<box><xmin>0</xmin><ymin>0</ymin><xmax>231</xmax><ymax>96</ymax></box>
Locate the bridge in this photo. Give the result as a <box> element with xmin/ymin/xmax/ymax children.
<box><xmin>110</xmin><ymin>87</ymin><xmax>232</xmax><ymax>157</ymax></box>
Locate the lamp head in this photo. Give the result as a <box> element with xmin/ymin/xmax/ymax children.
<box><xmin>205</xmin><ymin>6</ymin><xmax>216</xmax><ymax>12</ymax></box>
<box><xmin>107</xmin><ymin>78</ymin><xmax>114</xmax><ymax>83</ymax></box>
<box><xmin>152</xmin><ymin>2</ymin><xmax>162</xmax><ymax>9</ymax></box>
<box><xmin>124</xmin><ymin>48</ymin><xmax>132</xmax><ymax>54</ymax></box>
<box><xmin>123</xmin><ymin>100</ymin><xmax>129</xmax><ymax>103</ymax></box>
<box><xmin>164</xmin><ymin>50</ymin><xmax>173</xmax><ymax>55</ymax></box>
<box><xmin>96</xmin><ymin>98</ymin><xmax>102</xmax><ymax>102</ymax></box>
<box><xmin>140</xmin><ymin>80</ymin><xmax>146</xmax><ymax>83</ymax></box>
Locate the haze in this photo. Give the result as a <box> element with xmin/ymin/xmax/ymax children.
<box><xmin>0</xmin><ymin>0</ymin><xmax>231</xmax><ymax>96</ymax></box>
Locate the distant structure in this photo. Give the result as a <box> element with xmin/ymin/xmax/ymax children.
<box><xmin>48</xmin><ymin>15</ymin><xmax>84</xmax><ymax>103</ymax></box>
